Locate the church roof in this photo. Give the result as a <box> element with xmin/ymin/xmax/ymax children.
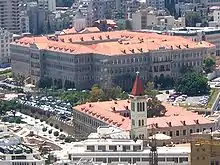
<box><xmin>131</xmin><ymin>73</ymin><xmax>145</xmax><ymax>96</ymax></box>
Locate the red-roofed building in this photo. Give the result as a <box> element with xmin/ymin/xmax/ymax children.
<box><xmin>72</xmin><ymin>99</ymin><xmax>216</xmax><ymax>144</ymax></box>
<box><xmin>11</xmin><ymin>30</ymin><xmax>216</xmax><ymax>90</ymax></box>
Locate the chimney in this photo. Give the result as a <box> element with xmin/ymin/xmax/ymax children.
<box><xmin>122</xmin><ymin>50</ymin><xmax>126</xmax><ymax>54</ymax></box>
<box><xmin>60</xmin><ymin>38</ymin><xmax>64</xmax><ymax>42</ymax></box>
<box><xmin>69</xmin><ymin>38</ymin><xmax>72</xmax><ymax>42</ymax></box>
<box><xmin>155</xmin><ymin>123</ymin><xmax>158</xmax><ymax>128</ymax></box>
<box><xmin>167</xmin><ymin>122</ymin><xmax>172</xmax><ymax>127</ymax></box>
<box><xmin>80</xmin><ymin>37</ymin><xmax>84</xmax><ymax>41</ymax></box>
<box><xmin>125</xmin><ymin>106</ymin><xmax>128</xmax><ymax>110</ymax></box>
<box><xmin>170</xmin><ymin>46</ymin><xmax>173</xmax><ymax>49</ymax></box>
<box><xmin>181</xmin><ymin>120</ymin><xmax>186</xmax><ymax>126</ymax></box>
<box><xmin>130</xmin><ymin>49</ymin><xmax>135</xmax><ymax>53</ymax></box>
<box><xmin>122</xmin><ymin>118</ymin><xmax>125</xmax><ymax>121</ymax></box>
<box><xmin>139</xmin><ymin>48</ymin><xmax>143</xmax><ymax>52</ymax></box>
<box><xmin>186</xmin><ymin>44</ymin><xmax>189</xmax><ymax>48</ymax></box>
<box><xmin>89</xmin><ymin>104</ymin><xmax>92</xmax><ymax>108</ymax></box>
<box><xmin>127</xmin><ymin>100</ymin><xmax>130</xmax><ymax>103</ymax></box>
<box><xmin>114</xmin><ymin>101</ymin><xmax>117</xmax><ymax>104</ymax></box>
<box><xmin>112</xmin><ymin>107</ymin><xmax>116</xmax><ymax>111</ymax></box>
<box><xmin>106</xmin><ymin>35</ymin><xmax>110</xmax><ymax>39</ymax></box>
<box><xmin>91</xmin><ymin>36</ymin><xmax>95</xmax><ymax>40</ymax></box>
<box><xmin>194</xmin><ymin>119</ymin><xmax>199</xmax><ymax>124</ymax></box>
<box><xmin>99</xmin><ymin>36</ymin><xmax>102</xmax><ymax>40</ymax></box>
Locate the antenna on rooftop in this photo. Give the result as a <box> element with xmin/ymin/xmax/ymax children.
<box><xmin>149</xmin><ymin>125</ymin><xmax>158</xmax><ymax>165</ymax></box>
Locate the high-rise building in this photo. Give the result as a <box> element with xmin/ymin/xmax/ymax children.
<box><xmin>0</xmin><ymin>0</ymin><xmax>21</xmax><ymax>34</ymax></box>
<box><xmin>0</xmin><ymin>28</ymin><xmax>13</xmax><ymax>64</ymax></box>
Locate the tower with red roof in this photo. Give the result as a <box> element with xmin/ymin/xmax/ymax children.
<box><xmin>130</xmin><ymin>71</ymin><xmax>148</xmax><ymax>144</ymax></box>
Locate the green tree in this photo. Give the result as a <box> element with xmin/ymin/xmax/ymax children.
<box><xmin>175</xmin><ymin>72</ymin><xmax>210</xmax><ymax>96</ymax></box>
<box><xmin>38</xmin><ymin>77</ymin><xmax>52</xmax><ymax>88</ymax></box>
<box><xmin>185</xmin><ymin>11</ymin><xmax>202</xmax><ymax>27</ymax></box>
<box><xmin>89</xmin><ymin>84</ymin><xmax>104</xmax><ymax>102</ymax></box>
<box><xmin>203</xmin><ymin>57</ymin><xmax>216</xmax><ymax>73</ymax></box>
<box><xmin>53</xmin><ymin>131</ymin><xmax>59</xmax><ymax>136</ymax></box>
<box><xmin>147</xmin><ymin>96</ymin><xmax>166</xmax><ymax>118</ymax></box>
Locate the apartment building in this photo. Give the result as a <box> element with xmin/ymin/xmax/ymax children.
<box><xmin>10</xmin><ymin>30</ymin><xmax>216</xmax><ymax>90</ymax></box>
<box><xmin>167</xmin><ymin>27</ymin><xmax>220</xmax><ymax>56</ymax></box>
<box><xmin>0</xmin><ymin>0</ymin><xmax>21</xmax><ymax>34</ymax></box>
<box><xmin>72</xmin><ymin>75</ymin><xmax>216</xmax><ymax>144</ymax></box>
<box><xmin>191</xmin><ymin>133</ymin><xmax>220</xmax><ymax>165</ymax></box>
<box><xmin>0</xmin><ymin>29</ymin><xmax>13</xmax><ymax>64</ymax></box>
<box><xmin>132</xmin><ymin>9</ymin><xmax>185</xmax><ymax>31</ymax></box>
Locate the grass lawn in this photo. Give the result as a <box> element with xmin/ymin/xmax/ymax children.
<box><xmin>207</xmin><ymin>89</ymin><xmax>220</xmax><ymax>108</ymax></box>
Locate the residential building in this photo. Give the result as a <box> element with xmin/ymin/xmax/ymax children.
<box><xmin>0</xmin><ymin>29</ymin><xmax>13</xmax><ymax>64</ymax></box>
<box><xmin>10</xmin><ymin>30</ymin><xmax>215</xmax><ymax>90</ymax></box>
<box><xmin>0</xmin><ymin>0</ymin><xmax>21</xmax><ymax>34</ymax></box>
<box><xmin>168</xmin><ymin>27</ymin><xmax>220</xmax><ymax>56</ymax></box>
<box><xmin>147</xmin><ymin>0</ymin><xmax>165</xmax><ymax>10</ymax></box>
<box><xmin>175</xmin><ymin>2</ymin><xmax>197</xmax><ymax>17</ymax></box>
<box><xmin>127</xmin><ymin>0</ymin><xmax>141</xmax><ymax>19</ymax></box>
<box><xmin>72</xmin><ymin>75</ymin><xmax>216</xmax><ymax>144</ymax></box>
<box><xmin>78</xmin><ymin>0</ymin><xmax>127</xmax><ymax>25</ymax></box>
<box><xmin>213</xmin><ymin>9</ymin><xmax>220</xmax><ymax>22</ymax></box>
<box><xmin>191</xmin><ymin>132</ymin><xmax>220</xmax><ymax>165</ymax></box>
<box><xmin>20</xmin><ymin>11</ymin><xmax>30</xmax><ymax>33</ymax></box>
<box><xmin>131</xmin><ymin>9</ymin><xmax>185</xmax><ymax>31</ymax></box>
<box><xmin>141</xmin><ymin>27</ymin><xmax>220</xmax><ymax>56</ymax></box>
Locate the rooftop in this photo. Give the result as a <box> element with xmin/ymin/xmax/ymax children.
<box><xmin>73</xmin><ymin>100</ymin><xmax>214</xmax><ymax>130</ymax></box>
<box><xmin>12</xmin><ymin>31</ymin><xmax>215</xmax><ymax>56</ymax></box>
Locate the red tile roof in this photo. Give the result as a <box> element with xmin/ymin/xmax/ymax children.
<box><xmin>73</xmin><ymin>100</ymin><xmax>214</xmax><ymax>130</ymax></box>
<box><xmin>13</xmin><ymin>31</ymin><xmax>216</xmax><ymax>56</ymax></box>
<box><xmin>131</xmin><ymin>73</ymin><xmax>145</xmax><ymax>96</ymax></box>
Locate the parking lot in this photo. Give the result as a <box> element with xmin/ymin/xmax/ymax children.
<box><xmin>157</xmin><ymin>91</ymin><xmax>209</xmax><ymax>107</ymax></box>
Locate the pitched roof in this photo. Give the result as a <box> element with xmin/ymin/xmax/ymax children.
<box><xmin>73</xmin><ymin>100</ymin><xmax>215</xmax><ymax>131</ymax></box>
<box><xmin>131</xmin><ymin>73</ymin><xmax>145</xmax><ymax>96</ymax></box>
<box><xmin>12</xmin><ymin>30</ymin><xmax>216</xmax><ymax>56</ymax></box>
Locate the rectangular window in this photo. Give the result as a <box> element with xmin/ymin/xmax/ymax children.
<box><xmin>86</xmin><ymin>145</ymin><xmax>95</xmax><ymax>151</ymax></box>
<box><xmin>190</xmin><ymin>129</ymin><xmax>193</xmax><ymax>134</ymax></box>
<box><xmin>121</xmin><ymin>158</ymin><xmax>131</xmax><ymax>163</ymax></box>
<box><xmin>132</xmin><ymin>119</ymin><xmax>135</xmax><ymax>126</ymax></box>
<box><xmin>122</xmin><ymin>145</ymin><xmax>130</xmax><ymax>151</ymax></box>
<box><xmin>169</xmin><ymin>131</ymin><xmax>173</xmax><ymax>137</ymax></box>
<box><xmin>96</xmin><ymin>158</ymin><xmax>106</xmax><ymax>163</ymax></box>
<box><xmin>133</xmin><ymin>145</ymin><xmax>141</xmax><ymax>151</ymax></box>
<box><xmin>183</xmin><ymin>130</ymin><xmax>186</xmax><ymax>136</ymax></box>
<box><xmin>133</xmin><ymin>157</ymin><xmax>140</xmax><ymax>163</ymax></box>
<box><xmin>98</xmin><ymin>145</ymin><xmax>106</xmax><ymax>151</ymax></box>
<box><xmin>197</xmin><ymin>129</ymin><xmax>200</xmax><ymax>132</ymax></box>
<box><xmin>108</xmin><ymin>157</ymin><xmax>119</xmax><ymax>163</ymax></box>
<box><xmin>109</xmin><ymin>145</ymin><xmax>117</xmax><ymax>151</ymax></box>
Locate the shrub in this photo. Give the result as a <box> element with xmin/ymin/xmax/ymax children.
<box><xmin>59</xmin><ymin>134</ymin><xmax>66</xmax><ymax>140</ymax></box>
<box><xmin>55</xmin><ymin>124</ymin><xmax>59</xmax><ymax>129</ymax></box>
<box><xmin>54</xmin><ymin>131</ymin><xmax>59</xmax><ymax>136</ymax></box>
<box><xmin>42</xmin><ymin>127</ymin><xmax>47</xmax><ymax>132</ymax></box>
<box><xmin>64</xmin><ymin>136</ymin><xmax>76</xmax><ymax>143</ymax></box>
<box><xmin>50</xmin><ymin>123</ymin><xmax>53</xmax><ymax>127</ymax></box>
<box><xmin>48</xmin><ymin>130</ymin><xmax>52</xmax><ymax>134</ymax></box>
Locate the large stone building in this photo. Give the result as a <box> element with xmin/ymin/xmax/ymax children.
<box><xmin>72</xmin><ymin>75</ymin><xmax>216</xmax><ymax>144</ymax></box>
<box><xmin>11</xmin><ymin>30</ymin><xmax>216</xmax><ymax>90</ymax></box>
<box><xmin>0</xmin><ymin>0</ymin><xmax>21</xmax><ymax>34</ymax></box>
